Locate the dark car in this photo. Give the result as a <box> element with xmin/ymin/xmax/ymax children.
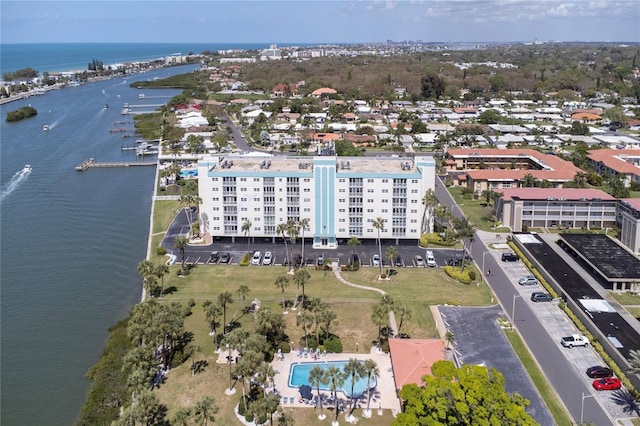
<box><xmin>394</xmin><ymin>256</ymin><xmax>403</xmax><ymax>267</ymax></box>
<box><xmin>219</xmin><ymin>252</ymin><xmax>230</xmax><ymax>264</ymax></box>
<box><xmin>446</xmin><ymin>258</ymin><xmax>463</xmax><ymax>267</ymax></box>
<box><xmin>317</xmin><ymin>255</ymin><xmax>324</xmax><ymax>266</ymax></box>
<box><xmin>501</xmin><ymin>252</ymin><xmax>519</xmax><ymax>262</ymax></box>
<box><xmin>209</xmin><ymin>251</ymin><xmax>220</xmax><ymax>263</ymax></box>
<box><xmin>530</xmin><ymin>292</ymin><xmax>553</xmax><ymax>302</ymax></box>
<box><xmin>294</xmin><ymin>254</ymin><xmax>303</xmax><ymax>267</ymax></box>
<box><xmin>586</xmin><ymin>366</ymin><xmax>613</xmax><ymax>379</ymax></box>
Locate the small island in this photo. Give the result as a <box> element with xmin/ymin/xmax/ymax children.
<box><xmin>5</xmin><ymin>106</ymin><xmax>38</xmax><ymax>122</ymax></box>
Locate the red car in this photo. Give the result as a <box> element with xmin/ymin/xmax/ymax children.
<box><xmin>592</xmin><ymin>377</ymin><xmax>621</xmax><ymax>391</ymax></box>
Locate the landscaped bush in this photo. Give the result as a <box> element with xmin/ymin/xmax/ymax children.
<box><xmin>443</xmin><ymin>265</ymin><xmax>472</xmax><ymax>285</ymax></box>
<box><xmin>420</xmin><ymin>232</ymin><xmax>455</xmax><ymax>247</ymax></box>
<box><xmin>239</xmin><ymin>253</ymin><xmax>251</xmax><ymax>266</ymax></box>
<box><xmin>156</xmin><ymin>246</ymin><xmax>167</xmax><ymax>255</ymax></box>
<box><xmin>323</xmin><ymin>336</ymin><xmax>343</xmax><ymax>353</ymax></box>
<box><xmin>468</xmin><ymin>270</ymin><xmax>476</xmax><ymax>281</ymax></box>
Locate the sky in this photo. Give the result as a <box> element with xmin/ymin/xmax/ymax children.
<box><xmin>1</xmin><ymin>0</ymin><xmax>639</xmax><ymax>44</ymax></box>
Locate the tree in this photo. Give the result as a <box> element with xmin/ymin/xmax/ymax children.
<box><xmin>396</xmin><ymin>305</ymin><xmax>412</xmax><ymax>337</ymax></box>
<box><xmin>217</xmin><ymin>291</ymin><xmax>234</xmax><ymax>335</ymax></box>
<box><xmin>362</xmin><ymin>359</ymin><xmax>380</xmax><ymax>417</ymax></box>
<box><xmin>173</xmin><ymin>235</ymin><xmax>189</xmax><ymax>275</ymax></box>
<box><xmin>256</xmin><ymin>308</ymin><xmax>286</xmax><ymax>346</ymax></box>
<box><xmin>421</xmin><ymin>189</ymin><xmax>439</xmax><ymax>234</ymax></box>
<box><xmin>180</xmin><ymin>194</ymin><xmax>202</xmax><ymax>236</ymax></box>
<box><xmin>421</xmin><ymin>73</ymin><xmax>445</xmax><ymax>99</ymax></box>
<box><xmin>256</xmin><ymin>361</ymin><xmax>276</xmax><ymax>397</ymax></box>
<box><xmin>371</xmin><ymin>304</ymin><xmax>388</xmax><ymax>347</ymax></box>
<box><xmin>172</xmin><ymin>407</ymin><xmax>191</xmax><ymax>426</ymax></box>
<box><xmin>385</xmin><ymin>245</ymin><xmax>398</xmax><ymax>276</ymax></box>
<box><xmin>184</xmin><ymin>341</ymin><xmax>202</xmax><ymax>376</ymax></box>
<box><xmin>192</xmin><ymin>396</ymin><xmax>217</xmax><ymax>426</ymax></box>
<box><xmin>308</xmin><ymin>366</ymin><xmax>329</xmax><ymax>420</ymax></box>
<box><xmin>325</xmin><ymin>365</ymin><xmax>346</xmax><ymax>424</ymax></box>
<box><xmin>229</xmin><ymin>284</ymin><xmax>250</xmax><ymax>324</ymax></box>
<box><xmin>453</xmin><ymin>216</ymin><xmax>475</xmax><ymax>273</ymax></box>
<box><xmin>344</xmin><ymin>358</ymin><xmax>366</xmax><ymax>416</ymax></box>
<box><xmin>609</xmin><ymin>174</ymin><xmax>630</xmax><ymax>198</ymax></box>
<box><xmin>241</xmin><ymin>219</ymin><xmax>252</xmax><ymax>253</ymax></box>
<box><xmin>521</xmin><ymin>173</ymin><xmax>537</xmax><ymax>188</ymax></box>
<box><xmin>235</xmin><ymin>350</ymin><xmax>263</xmax><ymax>413</ymax></box>
<box><xmin>276</xmin><ymin>223</ymin><xmax>291</xmax><ymax>270</ymax></box>
<box><xmin>628</xmin><ymin>349</ymin><xmax>640</xmax><ymax>375</ymax></box>
<box><xmin>299</xmin><ymin>217</ymin><xmax>310</xmax><ymax>266</ymax></box>
<box><xmin>275</xmin><ymin>275</ymin><xmax>290</xmax><ymax>313</ymax></box>
<box><xmin>395</xmin><ymin>360</ymin><xmax>537</xmax><ymax>425</ymax></box>
<box><xmin>203</xmin><ymin>300</ymin><xmax>222</xmax><ymax>347</ymax></box>
<box><xmin>154</xmin><ymin>264</ymin><xmax>169</xmax><ymax>298</ymax></box>
<box><xmin>347</xmin><ymin>236</ymin><xmax>361</xmax><ymax>263</ymax></box>
<box><xmin>293</xmin><ymin>268</ymin><xmax>311</xmax><ymax>311</ymax></box>
<box><xmin>296</xmin><ymin>310</ymin><xmax>314</xmax><ymax>348</ymax></box>
<box><xmin>372</xmin><ymin>217</ymin><xmax>385</xmax><ymax>276</ymax></box>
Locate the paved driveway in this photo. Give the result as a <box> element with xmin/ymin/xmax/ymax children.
<box><xmin>438</xmin><ymin>305</ymin><xmax>555</xmax><ymax>426</ymax></box>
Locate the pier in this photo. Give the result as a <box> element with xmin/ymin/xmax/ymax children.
<box><xmin>75</xmin><ymin>158</ymin><xmax>156</xmax><ymax>171</ymax></box>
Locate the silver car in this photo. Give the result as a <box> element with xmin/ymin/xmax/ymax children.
<box><xmin>518</xmin><ymin>275</ymin><xmax>539</xmax><ymax>286</ymax></box>
<box><xmin>415</xmin><ymin>255</ymin><xmax>424</xmax><ymax>267</ymax></box>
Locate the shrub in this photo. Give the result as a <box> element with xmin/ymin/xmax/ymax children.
<box><xmin>239</xmin><ymin>253</ymin><xmax>251</xmax><ymax>266</ymax></box>
<box><xmin>468</xmin><ymin>270</ymin><xmax>476</xmax><ymax>281</ymax></box>
<box><xmin>420</xmin><ymin>232</ymin><xmax>455</xmax><ymax>247</ymax></box>
<box><xmin>156</xmin><ymin>246</ymin><xmax>167</xmax><ymax>255</ymax></box>
<box><xmin>443</xmin><ymin>265</ymin><xmax>472</xmax><ymax>285</ymax></box>
<box><xmin>324</xmin><ymin>336</ymin><xmax>343</xmax><ymax>353</ymax></box>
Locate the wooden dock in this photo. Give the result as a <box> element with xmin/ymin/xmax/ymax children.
<box><xmin>75</xmin><ymin>158</ymin><xmax>156</xmax><ymax>171</ymax></box>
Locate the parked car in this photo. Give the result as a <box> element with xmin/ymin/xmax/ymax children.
<box><xmin>317</xmin><ymin>255</ymin><xmax>324</xmax><ymax>266</ymax></box>
<box><xmin>501</xmin><ymin>252</ymin><xmax>519</xmax><ymax>262</ymax></box>
<box><xmin>394</xmin><ymin>256</ymin><xmax>403</xmax><ymax>267</ymax></box>
<box><xmin>446</xmin><ymin>258</ymin><xmax>463</xmax><ymax>267</ymax></box>
<box><xmin>209</xmin><ymin>251</ymin><xmax>220</xmax><ymax>263</ymax></box>
<box><xmin>415</xmin><ymin>255</ymin><xmax>424</xmax><ymax>267</ymax></box>
<box><xmin>518</xmin><ymin>275</ymin><xmax>539</xmax><ymax>286</ymax></box>
<box><xmin>294</xmin><ymin>254</ymin><xmax>303</xmax><ymax>267</ymax></box>
<box><xmin>530</xmin><ymin>292</ymin><xmax>553</xmax><ymax>302</ymax></box>
<box><xmin>252</xmin><ymin>251</ymin><xmax>262</xmax><ymax>265</ymax></box>
<box><xmin>219</xmin><ymin>252</ymin><xmax>230</xmax><ymax>264</ymax></box>
<box><xmin>426</xmin><ymin>251</ymin><xmax>437</xmax><ymax>267</ymax></box>
<box><xmin>592</xmin><ymin>377</ymin><xmax>621</xmax><ymax>391</ymax></box>
<box><xmin>372</xmin><ymin>254</ymin><xmax>380</xmax><ymax>266</ymax></box>
<box><xmin>263</xmin><ymin>251</ymin><xmax>272</xmax><ymax>265</ymax></box>
<box><xmin>586</xmin><ymin>366</ymin><xmax>613</xmax><ymax>379</ymax></box>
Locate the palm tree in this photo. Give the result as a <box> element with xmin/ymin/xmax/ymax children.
<box><xmin>347</xmin><ymin>236</ymin><xmax>361</xmax><ymax>264</ymax></box>
<box><xmin>325</xmin><ymin>366</ymin><xmax>346</xmax><ymax>424</ymax></box>
<box><xmin>154</xmin><ymin>264</ymin><xmax>169</xmax><ymax>298</ymax></box>
<box><xmin>396</xmin><ymin>305</ymin><xmax>412</xmax><ymax>337</ymax></box>
<box><xmin>236</xmin><ymin>350</ymin><xmax>262</xmax><ymax>412</ymax></box>
<box><xmin>180</xmin><ymin>194</ymin><xmax>202</xmax><ymax>237</ymax></box>
<box><xmin>445</xmin><ymin>330</ymin><xmax>455</xmax><ymax>350</ymax></box>
<box><xmin>371</xmin><ymin>304</ymin><xmax>388</xmax><ymax>348</ymax></box>
<box><xmin>362</xmin><ymin>359</ymin><xmax>379</xmax><ymax>417</ymax></box>
<box><xmin>344</xmin><ymin>358</ymin><xmax>365</xmax><ymax>416</ymax></box>
<box><xmin>296</xmin><ymin>310</ymin><xmax>314</xmax><ymax>348</ymax></box>
<box><xmin>275</xmin><ymin>275</ymin><xmax>290</xmax><ymax>313</ymax></box>
<box><xmin>421</xmin><ymin>188</ymin><xmax>439</xmax><ymax>234</ymax></box>
<box><xmin>137</xmin><ymin>260</ymin><xmax>154</xmax><ymax>281</ymax></box>
<box><xmin>229</xmin><ymin>284</ymin><xmax>250</xmax><ymax>324</ymax></box>
<box><xmin>173</xmin><ymin>235</ymin><xmax>189</xmax><ymax>275</ymax></box>
<box><xmin>308</xmin><ymin>366</ymin><xmax>328</xmax><ymax>420</ymax></box>
<box><xmin>241</xmin><ymin>219</ymin><xmax>252</xmax><ymax>253</ymax></box>
<box><xmin>287</xmin><ymin>219</ymin><xmax>299</xmax><ymax>267</ymax></box>
<box><xmin>385</xmin><ymin>245</ymin><xmax>398</xmax><ymax>276</ymax></box>
<box><xmin>453</xmin><ymin>216</ymin><xmax>475</xmax><ymax>273</ymax></box>
<box><xmin>293</xmin><ymin>268</ymin><xmax>311</xmax><ymax>311</ymax></box>
<box><xmin>628</xmin><ymin>349</ymin><xmax>640</xmax><ymax>375</ymax></box>
<box><xmin>171</xmin><ymin>407</ymin><xmax>191</xmax><ymax>426</ymax></box>
<box><xmin>217</xmin><ymin>291</ymin><xmax>234</xmax><ymax>335</ymax></box>
<box><xmin>299</xmin><ymin>217</ymin><xmax>310</xmax><ymax>266</ymax></box>
<box><xmin>372</xmin><ymin>217</ymin><xmax>385</xmax><ymax>276</ymax></box>
<box><xmin>264</xmin><ymin>393</ymin><xmax>280</xmax><ymax>426</ymax></box>
<box><xmin>256</xmin><ymin>361</ymin><xmax>276</xmax><ymax>397</ymax></box>
<box><xmin>202</xmin><ymin>300</ymin><xmax>222</xmax><ymax>346</ymax></box>
<box><xmin>276</xmin><ymin>223</ymin><xmax>291</xmax><ymax>270</ymax></box>
<box><xmin>184</xmin><ymin>341</ymin><xmax>202</xmax><ymax>376</ymax></box>
<box><xmin>193</xmin><ymin>396</ymin><xmax>217</xmax><ymax>426</ymax></box>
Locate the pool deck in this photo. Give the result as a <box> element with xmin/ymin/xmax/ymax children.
<box><xmin>269</xmin><ymin>345</ymin><xmax>401</xmax><ymax>415</ymax></box>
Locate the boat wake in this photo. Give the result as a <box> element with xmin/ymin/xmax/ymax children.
<box><xmin>1</xmin><ymin>167</ymin><xmax>31</xmax><ymax>202</ymax></box>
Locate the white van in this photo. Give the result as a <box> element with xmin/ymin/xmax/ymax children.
<box><xmin>426</xmin><ymin>251</ymin><xmax>436</xmax><ymax>267</ymax></box>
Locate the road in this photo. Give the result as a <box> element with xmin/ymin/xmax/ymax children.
<box><xmin>434</xmin><ymin>176</ymin><xmax>614</xmax><ymax>425</ymax></box>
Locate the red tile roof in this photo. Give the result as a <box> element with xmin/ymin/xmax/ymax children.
<box><xmin>388</xmin><ymin>339</ymin><xmax>445</xmax><ymax>390</ymax></box>
<box><xmin>587</xmin><ymin>149</ymin><xmax>640</xmax><ymax>175</ymax></box>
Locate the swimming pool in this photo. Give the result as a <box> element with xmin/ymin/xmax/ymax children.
<box><xmin>288</xmin><ymin>361</ymin><xmax>376</xmax><ymax>397</ymax></box>
<box><xmin>179</xmin><ymin>169</ymin><xmax>198</xmax><ymax>178</ymax></box>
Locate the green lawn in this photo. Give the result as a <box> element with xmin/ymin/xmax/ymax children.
<box><xmin>447</xmin><ymin>186</ymin><xmax>511</xmax><ymax>232</ymax></box>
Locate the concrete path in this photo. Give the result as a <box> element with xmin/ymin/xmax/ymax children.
<box><xmin>330</xmin><ymin>261</ymin><xmax>399</xmax><ymax>338</ymax></box>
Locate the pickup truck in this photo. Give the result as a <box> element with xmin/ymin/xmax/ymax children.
<box><xmin>561</xmin><ymin>334</ymin><xmax>589</xmax><ymax>348</ymax></box>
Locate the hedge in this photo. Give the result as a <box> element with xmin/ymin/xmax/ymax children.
<box><xmin>443</xmin><ymin>265</ymin><xmax>473</xmax><ymax>285</ymax></box>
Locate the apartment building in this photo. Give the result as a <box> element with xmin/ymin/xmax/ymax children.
<box><xmin>496</xmin><ymin>188</ymin><xmax>617</xmax><ymax>232</ymax></box>
<box><xmin>618</xmin><ymin>198</ymin><xmax>640</xmax><ymax>254</ymax></box>
<box><xmin>197</xmin><ymin>155</ymin><xmax>436</xmax><ymax>249</ymax></box>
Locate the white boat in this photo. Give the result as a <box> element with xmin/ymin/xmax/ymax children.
<box><xmin>139</xmin><ymin>93</ymin><xmax>145</xmax><ymax>99</ymax></box>
<box><xmin>23</xmin><ymin>164</ymin><xmax>32</xmax><ymax>172</ymax></box>
<box><xmin>43</xmin><ymin>125</ymin><xmax>49</xmax><ymax>131</ymax></box>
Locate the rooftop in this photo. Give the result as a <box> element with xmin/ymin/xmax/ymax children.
<box><xmin>560</xmin><ymin>234</ymin><xmax>640</xmax><ymax>280</ymax></box>
<box><xmin>499</xmin><ymin>188</ymin><xmax>615</xmax><ymax>201</ymax></box>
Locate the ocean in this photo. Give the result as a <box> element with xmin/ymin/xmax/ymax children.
<box><xmin>0</xmin><ymin>43</ymin><xmax>215</xmax><ymax>426</ymax></box>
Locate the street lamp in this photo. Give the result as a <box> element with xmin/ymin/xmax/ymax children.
<box><xmin>511</xmin><ymin>294</ymin><xmax>522</xmax><ymax>328</ymax></box>
<box><xmin>580</xmin><ymin>392</ymin><xmax>595</xmax><ymax>424</ymax></box>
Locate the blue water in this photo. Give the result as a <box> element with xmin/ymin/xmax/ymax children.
<box><xmin>1</xmin><ymin>42</ymin><xmax>312</xmax><ymax>76</ymax></box>
<box><xmin>180</xmin><ymin>169</ymin><xmax>198</xmax><ymax>178</ymax></box>
<box><xmin>0</xmin><ymin>54</ymin><xmax>199</xmax><ymax>424</ymax></box>
<box><xmin>289</xmin><ymin>361</ymin><xmax>376</xmax><ymax>397</ymax></box>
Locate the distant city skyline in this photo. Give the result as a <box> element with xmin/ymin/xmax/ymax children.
<box><xmin>2</xmin><ymin>0</ymin><xmax>639</xmax><ymax>45</ymax></box>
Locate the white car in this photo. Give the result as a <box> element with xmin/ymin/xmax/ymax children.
<box><xmin>372</xmin><ymin>254</ymin><xmax>380</xmax><ymax>266</ymax></box>
<box><xmin>252</xmin><ymin>251</ymin><xmax>262</xmax><ymax>265</ymax></box>
<box><xmin>262</xmin><ymin>251</ymin><xmax>272</xmax><ymax>265</ymax></box>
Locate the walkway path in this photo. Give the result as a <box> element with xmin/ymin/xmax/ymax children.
<box><xmin>330</xmin><ymin>261</ymin><xmax>399</xmax><ymax>338</ymax></box>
